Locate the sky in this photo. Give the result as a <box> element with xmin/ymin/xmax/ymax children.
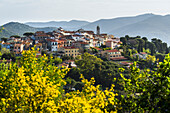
<box><xmin>0</xmin><ymin>0</ymin><xmax>170</xmax><ymax>25</ymax></box>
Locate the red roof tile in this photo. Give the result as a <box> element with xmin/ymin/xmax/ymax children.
<box><xmin>64</xmin><ymin>46</ymin><xmax>78</xmax><ymax>49</ymax></box>
<box><xmin>105</xmin><ymin>49</ymin><xmax>120</xmax><ymax>52</ymax></box>
<box><xmin>110</xmin><ymin>57</ymin><xmax>128</xmax><ymax>61</ymax></box>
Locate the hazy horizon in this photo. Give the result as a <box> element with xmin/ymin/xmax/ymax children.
<box><xmin>0</xmin><ymin>0</ymin><xmax>170</xmax><ymax>25</ymax></box>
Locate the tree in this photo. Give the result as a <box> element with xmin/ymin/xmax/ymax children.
<box><xmin>52</xmin><ymin>57</ymin><xmax>62</xmax><ymax>65</ymax></box>
<box><xmin>118</xmin><ymin>54</ymin><xmax>170</xmax><ymax>112</ymax></box>
<box><xmin>1</xmin><ymin>53</ymin><xmax>15</xmax><ymax>61</ymax></box>
<box><xmin>155</xmin><ymin>53</ymin><xmax>165</xmax><ymax>62</ymax></box>
<box><xmin>1</xmin><ymin>48</ymin><xmax>10</xmax><ymax>55</ymax></box>
<box><xmin>23</xmin><ymin>32</ymin><xmax>34</xmax><ymax>37</ymax></box>
<box><xmin>136</xmin><ymin>38</ymin><xmax>145</xmax><ymax>53</ymax></box>
<box><xmin>75</xmin><ymin>52</ymin><xmax>102</xmax><ymax>77</ymax></box>
<box><xmin>120</xmin><ymin>37</ymin><xmax>127</xmax><ymax>46</ymax></box>
<box><xmin>0</xmin><ymin>48</ymin><xmax>118</xmax><ymax>112</ymax></box>
<box><xmin>69</xmin><ymin>53</ymin><xmax>129</xmax><ymax>89</ymax></box>
<box><xmin>1</xmin><ymin>37</ymin><xmax>8</xmax><ymax>42</ymax></box>
<box><xmin>142</xmin><ymin>37</ymin><xmax>148</xmax><ymax>50</ymax></box>
<box><xmin>10</xmin><ymin>35</ymin><xmax>20</xmax><ymax>38</ymax></box>
<box><xmin>147</xmin><ymin>42</ymin><xmax>156</xmax><ymax>55</ymax></box>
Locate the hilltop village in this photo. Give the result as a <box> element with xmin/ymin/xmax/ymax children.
<box><xmin>1</xmin><ymin>26</ymin><xmax>136</xmax><ymax>66</ymax></box>
<box><xmin>0</xmin><ymin>25</ymin><xmax>169</xmax><ymax>113</ymax></box>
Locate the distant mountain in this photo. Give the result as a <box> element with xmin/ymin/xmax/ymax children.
<box><xmin>81</xmin><ymin>13</ymin><xmax>170</xmax><ymax>44</ymax></box>
<box><xmin>25</xmin><ymin>20</ymin><xmax>90</xmax><ymax>29</ymax></box>
<box><xmin>81</xmin><ymin>13</ymin><xmax>155</xmax><ymax>33</ymax></box>
<box><xmin>108</xmin><ymin>14</ymin><xmax>170</xmax><ymax>43</ymax></box>
<box><xmin>1</xmin><ymin>13</ymin><xmax>170</xmax><ymax>44</ymax></box>
<box><xmin>0</xmin><ymin>22</ymin><xmax>57</xmax><ymax>38</ymax></box>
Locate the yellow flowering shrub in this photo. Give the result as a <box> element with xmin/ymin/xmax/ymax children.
<box><xmin>58</xmin><ymin>75</ymin><xmax>117</xmax><ymax>113</ymax></box>
<box><xmin>0</xmin><ymin>48</ymin><xmax>117</xmax><ymax>112</ymax></box>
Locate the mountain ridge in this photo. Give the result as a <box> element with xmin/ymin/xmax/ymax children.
<box><xmin>1</xmin><ymin>13</ymin><xmax>170</xmax><ymax>44</ymax></box>
<box><xmin>0</xmin><ymin>22</ymin><xmax>57</xmax><ymax>37</ymax></box>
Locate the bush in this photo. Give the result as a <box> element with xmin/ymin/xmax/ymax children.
<box><xmin>0</xmin><ymin>48</ymin><xmax>118</xmax><ymax>112</ymax></box>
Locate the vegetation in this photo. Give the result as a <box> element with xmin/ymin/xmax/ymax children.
<box><xmin>23</xmin><ymin>32</ymin><xmax>34</xmax><ymax>37</ymax></box>
<box><xmin>120</xmin><ymin>35</ymin><xmax>170</xmax><ymax>56</ymax></box>
<box><xmin>0</xmin><ymin>22</ymin><xmax>57</xmax><ymax>38</ymax></box>
<box><xmin>0</xmin><ymin>25</ymin><xmax>169</xmax><ymax>112</ymax></box>
<box><xmin>0</xmin><ymin>48</ymin><xmax>117</xmax><ymax>112</ymax></box>
<box><xmin>118</xmin><ymin>54</ymin><xmax>170</xmax><ymax>112</ymax></box>
<box><xmin>66</xmin><ymin>53</ymin><xmax>129</xmax><ymax>89</ymax></box>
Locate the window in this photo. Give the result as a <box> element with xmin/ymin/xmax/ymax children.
<box><xmin>69</xmin><ymin>54</ymin><xmax>70</xmax><ymax>56</ymax></box>
<box><xmin>66</xmin><ymin>51</ymin><xmax>67</xmax><ymax>53</ymax></box>
<box><xmin>75</xmin><ymin>50</ymin><xmax>76</xmax><ymax>52</ymax></box>
<box><xmin>75</xmin><ymin>54</ymin><xmax>76</xmax><ymax>56</ymax></box>
<box><xmin>72</xmin><ymin>50</ymin><xmax>73</xmax><ymax>52</ymax></box>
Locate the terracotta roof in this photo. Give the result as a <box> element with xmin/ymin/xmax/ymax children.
<box><xmin>106</xmin><ymin>40</ymin><xmax>112</xmax><ymax>42</ymax></box>
<box><xmin>118</xmin><ymin>41</ymin><xmax>122</xmax><ymax>44</ymax></box>
<box><xmin>46</xmin><ymin>39</ymin><xmax>58</xmax><ymax>42</ymax></box>
<box><xmin>93</xmin><ymin>47</ymin><xmax>102</xmax><ymax>51</ymax></box>
<box><xmin>64</xmin><ymin>46</ymin><xmax>78</xmax><ymax>49</ymax></box>
<box><xmin>110</xmin><ymin>57</ymin><xmax>128</xmax><ymax>61</ymax></box>
<box><xmin>35</xmin><ymin>31</ymin><xmax>45</xmax><ymax>34</ymax></box>
<box><xmin>105</xmin><ymin>49</ymin><xmax>120</xmax><ymax>52</ymax></box>
<box><xmin>120</xmin><ymin>62</ymin><xmax>133</xmax><ymax>65</ymax></box>
<box><xmin>64</xmin><ymin>31</ymin><xmax>75</xmax><ymax>33</ymax></box>
<box><xmin>79</xmin><ymin>42</ymin><xmax>89</xmax><ymax>45</ymax></box>
<box><xmin>85</xmin><ymin>31</ymin><xmax>94</xmax><ymax>34</ymax></box>
<box><xmin>93</xmin><ymin>39</ymin><xmax>99</xmax><ymax>41</ymax></box>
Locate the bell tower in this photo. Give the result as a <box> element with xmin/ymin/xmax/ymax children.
<box><xmin>97</xmin><ymin>25</ymin><xmax>100</xmax><ymax>35</ymax></box>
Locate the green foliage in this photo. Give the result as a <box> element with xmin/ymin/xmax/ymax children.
<box><xmin>61</xmin><ymin>55</ymin><xmax>74</xmax><ymax>61</ymax></box>
<box><xmin>90</xmin><ymin>47</ymin><xmax>99</xmax><ymax>54</ymax></box>
<box><xmin>1</xmin><ymin>53</ymin><xmax>15</xmax><ymax>61</ymax></box>
<box><xmin>120</xmin><ymin>35</ymin><xmax>169</xmax><ymax>58</ymax></box>
<box><xmin>1</xmin><ymin>38</ymin><xmax>8</xmax><ymax>42</ymax></box>
<box><xmin>23</xmin><ymin>32</ymin><xmax>34</xmax><ymax>37</ymax></box>
<box><xmin>118</xmin><ymin>54</ymin><xmax>170</xmax><ymax>112</ymax></box>
<box><xmin>51</xmin><ymin>57</ymin><xmax>62</xmax><ymax>65</ymax></box>
<box><xmin>1</xmin><ymin>48</ymin><xmax>10</xmax><ymax>55</ymax></box>
<box><xmin>136</xmin><ymin>55</ymin><xmax>156</xmax><ymax>69</ymax></box>
<box><xmin>103</xmin><ymin>47</ymin><xmax>111</xmax><ymax>51</ymax></box>
<box><xmin>67</xmin><ymin>53</ymin><xmax>129</xmax><ymax>89</ymax></box>
<box><xmin>0</xmin><ymin>22</ymin><xmax>56</xmax><ymax>38</ymax></box>
<box><xmin>155</xmin><ymin>53</ymin><xmax>166</xmax><ymax>62</ymax></box>
<box><xmin>10</xmin><ymin>35</ymin><xmax>20</xmax><ymax>38</ymax></box>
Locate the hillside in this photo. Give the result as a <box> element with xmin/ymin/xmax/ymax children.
<box><xmin>80</xmin><ymin>13</ymin><xmax>170</xmax><ymax>44</ymax></box>
<box><xmin>108</xmin><ymin>15</ymin><xmax>170</xmax><ymax>43</ymax></box>
<box><xmin>81</xmin><ymin>13</ymin><xmax>155</xmax><ymax>33</ymax></box>
<box><xmin>1</xmin><ymin>14</ymin><xmax>170</xmax><ymax>44</ymax></box>
<box><xmin>25</xmin><ymin>20</ymin><xmax>90</xmax><ymax>29</ymax></box>
<box><xmin>0</xmin><ymin>22</ymin><xmax>57</xmax><ymax>38</ymax></box>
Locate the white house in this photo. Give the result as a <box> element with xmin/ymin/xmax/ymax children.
<box><xmin>46</xmin><ymin>39</ymin><xmax>58</xmax><ymax>52</ymax></box>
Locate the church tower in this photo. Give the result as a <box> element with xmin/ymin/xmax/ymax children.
<box><xmin>97</xmin><ymin>26</ymin><xmax>100</xmax><ymax>35</ymax></box>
